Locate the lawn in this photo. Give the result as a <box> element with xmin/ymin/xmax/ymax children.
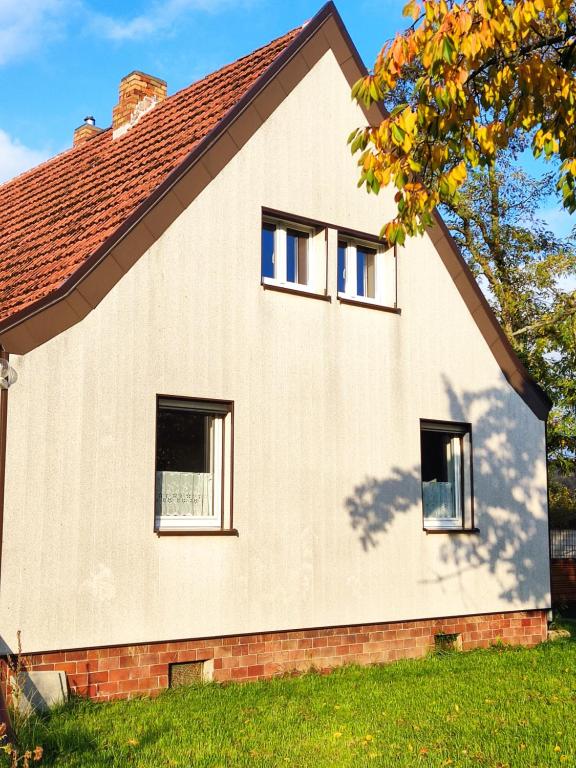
<box><xmin>9</xmin><ymin>628</ymin><xmax>576</xmax><ymax>768</ymax></box>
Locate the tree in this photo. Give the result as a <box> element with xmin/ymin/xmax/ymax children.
<box><xmin>349</xmin><ymin>0</ymin><xmax>576</xmax><ymax>245</ymax></box>
<box><xmin>440</xmin><ymin>153</ymin><xmax>576</xmax><ymax>472</ymax></box>
<box><xmin>364</xmin><ymin>9</ymin><xmax>576</xmax><ymax>496</ymax></box>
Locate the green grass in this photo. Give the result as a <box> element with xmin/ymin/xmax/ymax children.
<box><xmin>10</xmin><ymin>630</ymin><xmax>576</xmax><ymax>768</ymax></box>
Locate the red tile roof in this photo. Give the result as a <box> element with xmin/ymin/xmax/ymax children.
<box><xmin>0</xmin><ymin>27</ymin><xmax>300</xmax><ymax>326</ymax></box>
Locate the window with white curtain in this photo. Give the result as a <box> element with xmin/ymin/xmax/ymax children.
<box><xmin>155</xmin><ymin>397</ymin><xmax>232</xmax><ymax>531</ymax></box>
<box><xmin>420</xmin><ymin>420</ymin><xmax>473</xmax><ymax>530</ymax></box>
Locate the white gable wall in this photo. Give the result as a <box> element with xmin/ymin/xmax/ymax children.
<box><xmin>0</xmin><ymin>50</ymin><xmax>549</xmax><ymax>653</ymax></box>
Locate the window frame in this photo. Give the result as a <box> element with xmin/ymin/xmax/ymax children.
<box><xmin>419</xmin><ymin>419</ymin><xmax>476</xmax><ymax>533</ymax></box>
<box><xmin>261</xmin><ymin>212</ymin><xmax>328</xmax><ymax>298</ymax></box>
<box><xmin>154</xmin><ymin>395</ymin><xmax>236</xmax><ymax>536</ymax></box>
<box><xmin>337</xmin><ymin>235</ymin><xmax>398</xmax><ymax>311</ymax></box>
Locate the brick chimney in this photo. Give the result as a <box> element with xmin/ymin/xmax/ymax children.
<box><xmin>73</xmin><ymin>116</ymin><xmax>103</xmax><ymax>147</ymax></box>
<box><xmin>112</xmin><ymin>71</ymin><xmax>167</xmax><ymax>139</ymax></box>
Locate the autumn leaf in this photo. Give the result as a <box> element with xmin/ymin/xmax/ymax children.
<box><xmin>351</xmin><ymin>0</ymin><xmax>576</xmax><ymax>237</ymax></box>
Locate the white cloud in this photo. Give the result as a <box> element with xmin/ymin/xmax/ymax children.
<box><xmin>0</xmin><ymin>0</ymin><xmax>258</xmax><ymax>61</ymax></box>
<box><xmin>0</xmin><ymin>0</ymin><xmax>72</xmax><ymax>65</ymax></box>
<box><xmin>0</xmin><ymin>129</ymin><xmax>49</xmax><ymax>184</ymax></box>
<box><xmin>90</xmin><ymin>0</ymin><xmax>255</xmax><ymax>42</ymax></box>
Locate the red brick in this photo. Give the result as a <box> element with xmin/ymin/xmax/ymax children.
<box><xmin>109</xmin><ymin>668</ymin><xmax>132</xmax><ymax>682</ymax></box>
<box><xmin>231</xmin><ymin>667</ymin><xmax>248</xmax><ymax>680</ymax></box>
<box><xmin>88</xmin><ymin>671</ymin><xmax>109</xmax><ymax>684</ymax></box>
<box><xmin>96</xmin><ymin>682</ymin><xmax>119</xmax><ymax>696</ymax></box>
<box><xmin>118</xmin><ymin>679</ymin><xmax>141</xmax><ymax>693</ymax></box>
<box><xmin>68</xmin><ymin>673</ymin><xmax>89</xmax><ymax>689</ymax></box>
<box><xmin>43</xmin><ymin>652</ymin><xmax>67</xmax><ymax>663</ymax></box>
<box><xmin>248</xmin><ymin>643</ymin><xmax>266</xmax><ymax>654</ymax></box>
<box><xmin>158</xmin><ymin>652</ymin><xmax>178</xmax><ymax>664</ymax></box>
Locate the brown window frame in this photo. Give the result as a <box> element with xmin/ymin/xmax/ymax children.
<box><xmin>420</xmin><ymin>419</ymin><xmax>477</xmax><ymax>534</ymax></box>
<box><xmin>154</xmin><ymin>395</ymin><xmax>237</xmax><ymax>536</ymax></box>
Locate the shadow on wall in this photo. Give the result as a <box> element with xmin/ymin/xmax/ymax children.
<box><xmin>345</xmin><ymin>377</ymin><xmax>550</xmax><ymax>606</ymax></box>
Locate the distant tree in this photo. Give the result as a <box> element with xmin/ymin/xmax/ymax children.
<box><xmin>444</xmin><ymin>155</ymin><xmax>576</xmax><ymax>468</ymax></box>
<box><xmin>549</xmin><ymin>475</ymin><xmax>576</xmax><ymax>527</ymax></box>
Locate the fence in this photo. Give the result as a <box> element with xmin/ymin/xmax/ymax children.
<box><xmin>550</xmin><ymin>529</ymin><xmax>576</xmax><ymax>559</ymax></box>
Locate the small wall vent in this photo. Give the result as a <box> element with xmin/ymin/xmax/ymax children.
<box><xmin>434</xmin><ymin>632</ymin><xmax>462</xmax><ymax>653</ymax></box>
<box><xmin>169</xmin><ymin>660</ymin><xmax>213</xmax><ymax>687</ymax></box>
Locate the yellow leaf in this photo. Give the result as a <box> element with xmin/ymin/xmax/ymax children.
<box><xmin>402</xmin><ymin>0</ymin><xmax>421</xmax><ymax>20</ymax></box>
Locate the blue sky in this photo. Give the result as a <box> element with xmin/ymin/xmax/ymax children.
<box><xmin>0</xmin><ymin>0</ymin><xmax>405</xmax><ymax>179</ymax></box>
<box><xmin>0</xmin><ymin>0</ymin><xmax>573</xmax><ymax>237</ymax></box>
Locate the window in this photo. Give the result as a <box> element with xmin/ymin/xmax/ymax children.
<box><xmin>155</xmin><ymin>397</ymin><xmax>233</xmax><ymax>532</ymax></box>
<box><xmin>261</xmin><ymin>216</ymin><xmax>326</xmax><ymax>294</ymax></box>
<box><xmin>337</xmin><ymin>238</ymin><xmax>396</xmax><ymax>307</ymax></box>
<box><xmin>420</xmin><ymin>420</ymin><xmax>473</xmax><ymax>530</ymax></box>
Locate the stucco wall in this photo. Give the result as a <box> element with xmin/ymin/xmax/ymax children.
<box><xmin>0</xmin><ymin>50</ymin><xmax>550</xmax><ymax>654</ymax></box>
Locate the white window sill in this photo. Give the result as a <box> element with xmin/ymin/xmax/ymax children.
<box><xmin>424</xmin><ymin>519</ymin><xmax>479</xmax><ymax>534</ymax></box>
<box><xmin>424</xmin><ymin>518</ymin><xmax>463</xmax><ymax>530</ymax></box>
<box><xmin>262</xmin><ymin>278</ymin><xmax>330</xmax><ymax>301</ymax></box>
<box><xmin>337</xmin><ymin>292</ymin><xmax>400</xmax><ymax>314</ymax></box>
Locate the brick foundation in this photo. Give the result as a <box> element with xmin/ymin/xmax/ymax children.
<box><xmin>3</xmin><ymin>610</ymin><xmax>547</xmax><ymax>702</ymax></box>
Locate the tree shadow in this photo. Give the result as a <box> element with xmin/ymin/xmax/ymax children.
<box><xmin>345</xmin><ymin>376</ymin><xmax>550</xmax><ymax>605</ymax></box>
<box><xmin>347</xmin><ymin>470</ymin><xmax>421</xmax><ymax>552</ymax></box>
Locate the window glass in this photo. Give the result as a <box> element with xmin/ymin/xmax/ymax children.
<box><xmin>337</xmin><ymin>242</ymin><xmax>347</xmax><ymax>294</ymax></box>
<box><xmin>261</xmin><ymin>223</ymin><xmax>275</xmax><ymax>279</ymax></box>
<box><xmin>156</xmin><ymin>409</ymin><xmax>209</xmax><ymax>473</ymax></box>
<box><xmin>357</xmin><ymin>247</ymin><xmax>376</xmax><ymax>298</ymax></box>
<box><xmin>287</xmin><ymin>229</ymin><xmax>308</xmax><ymax>285</ymax></box>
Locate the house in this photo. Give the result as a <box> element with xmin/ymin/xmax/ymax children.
<box><xmin>0</xmin><ymin>2</ymin><xmax>551</xmax><ymax>701</ymax></box>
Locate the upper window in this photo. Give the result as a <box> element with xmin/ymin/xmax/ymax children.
<box><xmin>338</xmin><ymin>238</ymin><xmax>396</xmax><ymax>308</ymax></box>
<box><xmin>420</xmin><ymin>420</ymin><xmax>473</xmax><ymax>530</ymax></box>
<box><xmin>155</xmin><ymin>397</ymin><xmax>233</xmax><ymax>532</ymax></box>
<box><xmin>261</xmin><ymin>217</ymin><xmax>326</xmax><ymax>295</ymax></box>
